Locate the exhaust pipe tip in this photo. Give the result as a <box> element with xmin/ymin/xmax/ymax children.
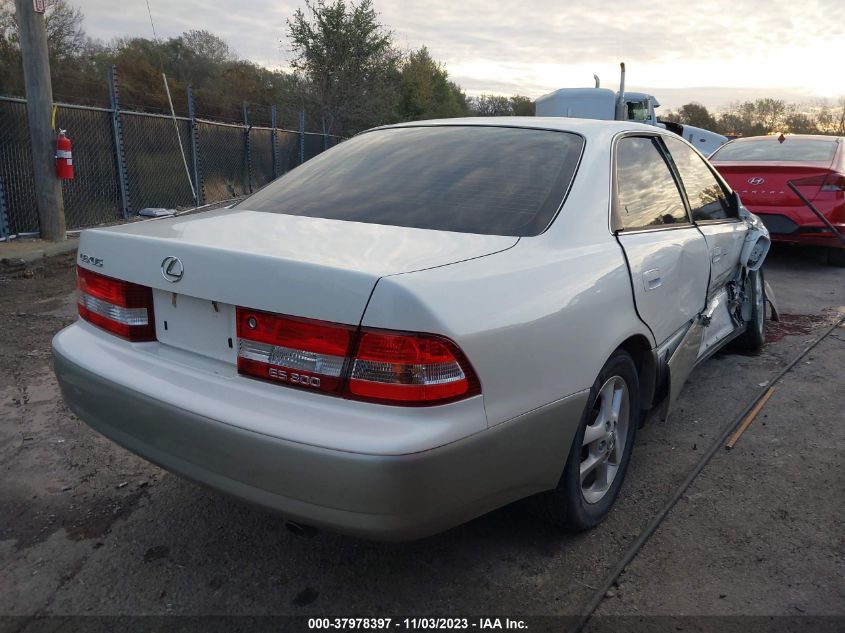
<box><xmin>285</xmin><ymin>520</ymin><xmax>319</xmax><ymax>539</ymax></box>
<box><xmin>616</xmin><ymin>61</ymin><xmax>627</xmax><ymax>120</ymax></box>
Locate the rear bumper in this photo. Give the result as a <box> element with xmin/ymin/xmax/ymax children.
<box><xmin>753</xmin><ymin>212</ymin><xmax>844</xmax><ymax>249</ymax></box>
<box><xmin>53</xmin><ymin>325</ymin><xmax>587</xmax><ymax>540</ymax></box>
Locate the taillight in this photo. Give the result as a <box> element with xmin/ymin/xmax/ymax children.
<box><xmin>236</xmin><ymin>308</ymin><xmax>480</xmax><ymax>406</ymax></box>
<box><xmin>77</xmin><ymin>267</ymin><xmax>155</xmax><ymax>341</ymax></box>
<box><xmin>347</xmin><ymin>330</ymin><xmax>480</xmax><ymax>405</ymax></box>
<box><xmin>790</xmin><ymin>173</ymin><xmax>845</xmax><ymax>198</ymax></box>
<box><xmin>236</xmin><ymin>308</ymin><xmax>355</xmax><ymax>395</ymax></box>
<box><xmin>821</xmin><ymin>174</ymin><xmax>845</xmax><ymax>195</ymax></box>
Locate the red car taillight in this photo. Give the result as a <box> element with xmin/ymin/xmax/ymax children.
<box><xmin>236</xmin><ymin>307</ymin><xmax>480</xmax><ymax>406</ymax></box>
<box><xmin>236</xmin><ymin>308</ymin><xmax>355</xmax><ymax>395</ymax></box>
<box><xmin>77</xmin><ymin>267</ymin><xmax>156</xmax><ymax>341</ymax></box>
<box><xmin>347</xmin><ymin>330</ymin><xmax>480</xmax><ymax>404</ymax></box>
<box><xmin>821</xmin><ymin>174</ymin><xmax>845</xmax><ymax>197</ymax></box>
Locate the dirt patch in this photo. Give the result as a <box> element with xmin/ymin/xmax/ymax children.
<box><xmin>143</xmin><ymin>544</ymin><xmax>170</xmax><ymax>563</ymax></box>
<box><xmin>0</xmin><ymin>252</ymin><xmax>162</xmax><ymax>552</ymax></box>
<box><xmin>1</xmin><ymin>489</ymin><xmax>149</xmax><ymax>550</ymax></box>
<box><xmin>765</xmin><ymin>311</ymin><xmax>839</xmax><ymax>343</ymax></box>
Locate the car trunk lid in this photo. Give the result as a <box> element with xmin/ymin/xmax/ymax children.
<box><xmin>77</xmin><ymin>208</ymin><xmax>518</xmax><ymax>361</ymax></box>
<box><xmin>715</xmin><ymin>162</ymin><xmax>834</xmax><ymax>208</ymax></box>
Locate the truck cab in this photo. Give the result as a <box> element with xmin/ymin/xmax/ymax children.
<box><xmin>534</xmin><ymin>64</ymin><xmax>728</xmax><ymax>156</ymax></box>
<box><xmin>621</xmin><ymin>92</ymin><xmax>659</xmax><ymax>125</ymax></box>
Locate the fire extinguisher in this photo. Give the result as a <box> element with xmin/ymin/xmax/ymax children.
<box><xmin>55</xmin><ymin>129</ymin><xmax>74</xmax><ymax>180</ymax></box>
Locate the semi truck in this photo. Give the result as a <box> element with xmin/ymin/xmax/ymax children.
<box><xmin>535</xmin><ymin>63</ymin><xmax>728</xmax><ymax>156</ymax></box>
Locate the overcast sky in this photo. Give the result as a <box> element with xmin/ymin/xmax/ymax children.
<box><xmin>74</xmin><ymin>0</ymin><xmax>844</xmax><ymax>110</ymax></box>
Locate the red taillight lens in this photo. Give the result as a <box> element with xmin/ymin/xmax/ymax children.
<box><xmin>347</xmin><ymin>330</ymin><xmax>480</xmax><ymax>405</ymax></box>
<box><xmin>821</xmin><ymin>174</ymin><xmax>845</xmax><ymax>195</ymax></box>
<box><xmin>236</xmin><ymin>308</ymin><xmax>355</xmax><ymax>395</ymax></box>
<box><xmin>790</xmin><ymin>173</ymin><xmax>845</xmax><ymax>199</ymax></box>
<box><xmin>235</xmin><ymin>308</ymin><xmax>481</xmax><ymax>406</ymax></box>
<box><xmin>77</xmin><ymin>267</ymin><xmax>155</xmax><ymax>341</ymax></box>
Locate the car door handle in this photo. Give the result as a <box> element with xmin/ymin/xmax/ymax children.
<box><xmin>711</xmin><ymin>246</ymin><xmax>723</xmax><ymax>263</ymax></box>
<box><xmin>643</xmin><ymin>268</ymin><xmax>662</xmax><ymax>291</ymax></box>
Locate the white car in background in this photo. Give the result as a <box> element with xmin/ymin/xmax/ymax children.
<box><xmin>53</xmin><ymin>118</ymin><xmax>770</xmax><ymax>540</ymax></box>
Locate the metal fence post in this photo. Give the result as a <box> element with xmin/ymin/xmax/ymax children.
<box><xmin>242</xmin><ymin>101</ymin><xmax>253</xmax><ymax>194</ymax></box>
<box><xmin>322</xmin><ymin>115</ymin><xmax>328</xmax><ymax>151</ymax></box>
<box><xmin>108</xmin><ymin>65</ymin><xmax>130</xmax><ymax>218</ymax></box>
<box><xmin>187</xmin><ymin>86</ymin><xmax>203</xmax><ymax>204</ymax></box>
<box><xmin>299</xmin><ymin>109</ymin><xmax>305</xmax><ymax>165</ymax></box>
<box><xmin>0</xmin><ymin>176</ymin><xmax>10</xmax><ymax>240</ymax></box>
<box><xmin>271</xmin><ymin>104</ymin><xmax>278</xmax><ymax>180</ymax></box>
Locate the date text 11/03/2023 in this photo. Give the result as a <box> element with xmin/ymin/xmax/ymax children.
<box><xmin>307</xmin><ymin>618</ymin><xmax>529</xmax><ymax>630</ymax></box>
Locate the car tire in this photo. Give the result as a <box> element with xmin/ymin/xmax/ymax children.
<box><xmin>733</xmin><ymin>269</ymin><xmax>766</xmax><ymax>352</ymax></box>
<box><xmin>826</xmin><ymin>247</ymin><xmax>845</xmax><ymax>268</ymax></box>
<box><xmin>528</xmin><ymin>350</ymin><xmax>639</xmax><ymax>531</ymax></box>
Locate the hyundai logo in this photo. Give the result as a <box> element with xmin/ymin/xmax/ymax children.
<box><xmin>161</xmin><ymin>256</ymin><xmax>184</xmax><ymax>283</ymax></box>
<box><xmin>747</xmin><ymin>177</ymin><xmax>765</xmax><ymax>186</ymax></box>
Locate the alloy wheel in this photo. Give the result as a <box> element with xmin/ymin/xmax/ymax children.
<box><xmin>580</xmin><ymin>375</ymin><xmax>630</xmax><ymax>504</ymax></box>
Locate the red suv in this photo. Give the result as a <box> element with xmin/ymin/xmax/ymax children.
<box><xmin>710</xmin><ymin>135</ymin><xmax>845</xmax><ymax>266</ymax></box>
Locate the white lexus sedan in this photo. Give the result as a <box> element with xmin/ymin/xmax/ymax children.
<box><xmin>53</xmin><ymin>118</ymin><xmax>771</xmax><ymax>540</ymax></box>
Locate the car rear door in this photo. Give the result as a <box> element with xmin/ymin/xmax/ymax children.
<box><xmin>612</xmin><ymin>135</ymin><xmax>710</xmax><ymax>347</ymax></box>
<box><xmin>663</xmin><ymin>136</ymin><xmax>748</xmax><ymax>297</ymax></box>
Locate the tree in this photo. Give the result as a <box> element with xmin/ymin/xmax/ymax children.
<box><xmin>0</xmin><ymin>0</ymin><xmax>92</xmax><ymax>97</ymax></box>
<box><xmin>43</xmin><ymin>0</ymin><xmax>86</xmax><ymax>62</ymax></box>
<box><xmin>181</xmin><ymin>29</ymin><xmax>233</xmax><ymax>65</ymax></box>
<box><xmin>286</xmin><ymin>0</ymin><xmax>400</xmax><ymax>135</ymax></box>
<box><xmin>0</xmin><ymin>0</ymin><xmax>18</xmax><ymax>94</ymax></box>
<box><xmin>718</xmin><ymin>100</ymin><xmax>768</xmax><ymax>136</ymax></box>
<box><xmin>784</xmin><ymin>105</ymin><xmax>819</xmax><ymax>134</ymax></box>
<box><xmin>509</xmin><ymin>95</ymin><xmax>534</xmax><ymax>116</ymax></box>
<box><xmin>397</xmin><ymin>46</ymin><xmax>467</xmax><ymax>120</ymax></box>
<box><xmin>754</xmin><ymin>98</ymin><xmax>788</xmax><ymax>132</ymax></box>
<box><xmin>660</xmin><ymin>109</ymin><xmax>681</xmax><ymax>123</ymax></box>
<box><xmin>0</xmin><ymin>0</ymin><xmax>85</xmax><ymax>57</ymax></box>
<box><xmin>676</xmin><ymin>102</ymin><xmax>719</xmax><ymax>132</ymax></box>
<box><xmin>716</xmin><ymin>98</ymin><xmax>792</xmax><ymax>136</ymax></box>
<box><xmin>468</xmin><ymin>94</ymin><xmax>512</xmax><ymax>116</ymax></box>
<box><xmin>833</xmin><ymin>97</ymin><xmax>845</xmax><ymax>136</ymax></box>
<box><xmin>467</xmin><ymin>93</ymin><xmax>535</xmax><ymax>117</ymax></box>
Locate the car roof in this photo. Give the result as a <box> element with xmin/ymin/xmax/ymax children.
<box><xmin>374</xmin><ymin>116</ymin><xmax>660</xmax><ymax>139</ymax></box>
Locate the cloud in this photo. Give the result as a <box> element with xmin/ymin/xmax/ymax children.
<box><xmin>75</xmin><ymin>0</ymin><xmax>845</xmax><ymax>103</ymax></box>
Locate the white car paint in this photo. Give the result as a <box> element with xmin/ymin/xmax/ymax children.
<box><xmin>53</xmin><ymin>117</ymin><xmax>770</xmax><ymax>539</ymax></box>
<box><xmin>83</xmin><ymin>210</ymin><xmax>518</xmax><ymax>325</ymax></box>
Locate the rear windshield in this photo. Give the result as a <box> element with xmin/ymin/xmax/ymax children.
<box><xmin>711</xmin><ymin>138</ymin><xmax>838</xmax><ymax>162</ymax></box>
<box><xmin>236</xmin><ymin>126</ymin><xmax>584</xmax><ymax>236</ymax></box>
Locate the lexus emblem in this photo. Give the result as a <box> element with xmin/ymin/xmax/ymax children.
<box><xmin>747</xmin><ymin>176</ymin><xmax>765</xmax><ymax>186</ymax></box>
<box><xmin>161</xmin><ymin>256</ymin><xmax>184</xmax><ymax>283</ymax></box>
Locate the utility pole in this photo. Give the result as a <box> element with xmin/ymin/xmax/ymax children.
<box><xmin>14</xmin><ymin>0</ymin><xmax>66</xmax><ymax>241</ymax></box>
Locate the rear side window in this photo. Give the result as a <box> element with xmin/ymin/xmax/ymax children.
<box><xmin>614</xmin><ymin>136</ymin><xmax>689</xmax><ymax>231</ymax></box>
<box><xmin>236</xmin><ymin>126</ymin><xmax>584</xmax><ymax>237</ymax></box>
<box><xmin>664</xmin><ymin>136</ymin><xmax>734</xmax><ymax>221</ymax></box>
<box><xmin>711</xmin><ymin>138</ymin><xmax>838</xmax><ymax>162</ymax></box>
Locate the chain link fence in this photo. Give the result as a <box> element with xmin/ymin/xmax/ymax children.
<box><xmin>0</xmin><ymin>98</ymin><xmax>38</xmax><ymax>235</ymax></box>
<box><xmin>197</xmin><ymin>120</ymin><xmax>250</xmax><ymax>202</ymax></box>
<box><xmin>0</xmin><ymin>87</ymin><xmax>340</xmax><ymax>237</ymax></box>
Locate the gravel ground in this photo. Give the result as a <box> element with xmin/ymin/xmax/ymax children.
<box><xmin>0</xmin><ymin>244</ymin><xmax>842</xmax><ymax>633</ymax></box>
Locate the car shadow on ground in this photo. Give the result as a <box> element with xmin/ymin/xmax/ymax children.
<box><xmin>764</xmin><ymin>242</ymin><xmax>831</xmax><ymax>268</ymax></box>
